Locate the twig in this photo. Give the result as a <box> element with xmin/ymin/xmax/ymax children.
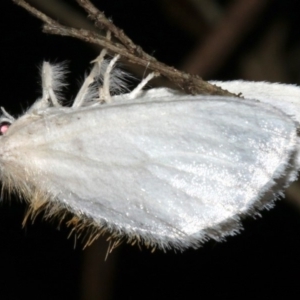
<box><xmin>12</xmin><ymin>0</ymin><xmax>238</xmax><ymax>97</ymax></box>
<box><xmin>76</xmin><ymin>0</ymin><xmax>139</xmax><ymax>53</ymax></box>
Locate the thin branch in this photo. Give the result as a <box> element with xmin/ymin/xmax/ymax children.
<box><xmin>76</xmin><ymin>0</ymin><xmax>139</xmax><ymax>53</ymax></box>
<box><xmin>12</xmin><ymin>0</ymin><xmax>238</xmax><ymax>97</ymax></box>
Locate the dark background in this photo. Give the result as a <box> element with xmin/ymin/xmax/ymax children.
<box><xmin>1</xmin><ymin>0</ymin><xmax>300</xmax><ymax>299</ymax></box>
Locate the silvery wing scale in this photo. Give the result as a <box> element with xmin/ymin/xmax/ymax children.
<box><xmin>0</xmin><ymin>53</ymin><xmax>299</xmax><ymax>251</ymax></box>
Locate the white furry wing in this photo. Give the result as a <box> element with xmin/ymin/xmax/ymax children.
<box><xmin>210</xmin><ymin>80</ymin><xmax>300</xmax><ymax>174</ymax></box>
<box><xmin>211</xmin><ymin>81</ymin><xmax>300</xmax><ymax>123</ymax></box>
<box><xmin>0</xmin><ymin>95</ymin><xmax>298</xmax><ymax>250</ymax></box>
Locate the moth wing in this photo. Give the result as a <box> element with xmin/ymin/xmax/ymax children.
<box><xmin>211</xmin><ymin>80</ymin><xmax>300</xmax><ymax>123</ymax></box>
<box><xmin>211</xmin><ymin>80</ymin><xmax>300</xmax><ymax>174</ymax></box>
<box><xmin>2</xmin><ymin>96</ymin><xmax>298</xmax><ymax>250</ymax></box>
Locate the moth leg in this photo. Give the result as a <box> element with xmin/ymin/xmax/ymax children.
<box><xmin>72</xmin><ymin>48</ymin><xmax>108</xmax><ymax>108</ymax></box>
<box><xmin>30</xmin><ymin>62</ymin><xmax>62</xmax><ymax>110</ymax></box>
<box><xmin>41</xmin><ymin>62</ymin><xmax>61</xmax><ymax>107</ymax></box>
<box><xmin>0</xmin><ymin>107</ymin><xmax>14</xmax><ymax>122</ymax></box>
<box><xmin>99</xmin><ymin>54</ymin><xmax>120</xmax><ymax>103</ymax></box>
<box><xmin>27</xmin><ymin>62</ymin><xmax>68</xmax><ymax>113</ymax></box>
<box><xmin>128</xmin><ymin>72</ymin><xmax>159</xmax><ymax>99</ymax></box>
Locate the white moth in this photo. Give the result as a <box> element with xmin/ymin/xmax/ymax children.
<box><xmin>0</xmin><ymin>53</ymin><xmax>300</xmax><ymax>251</ymax></box>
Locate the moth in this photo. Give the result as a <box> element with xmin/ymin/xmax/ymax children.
<box><xmin>0</xmin><ymin>52</ymin><xmax>300</xmax><ymax>251</ymax></box>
